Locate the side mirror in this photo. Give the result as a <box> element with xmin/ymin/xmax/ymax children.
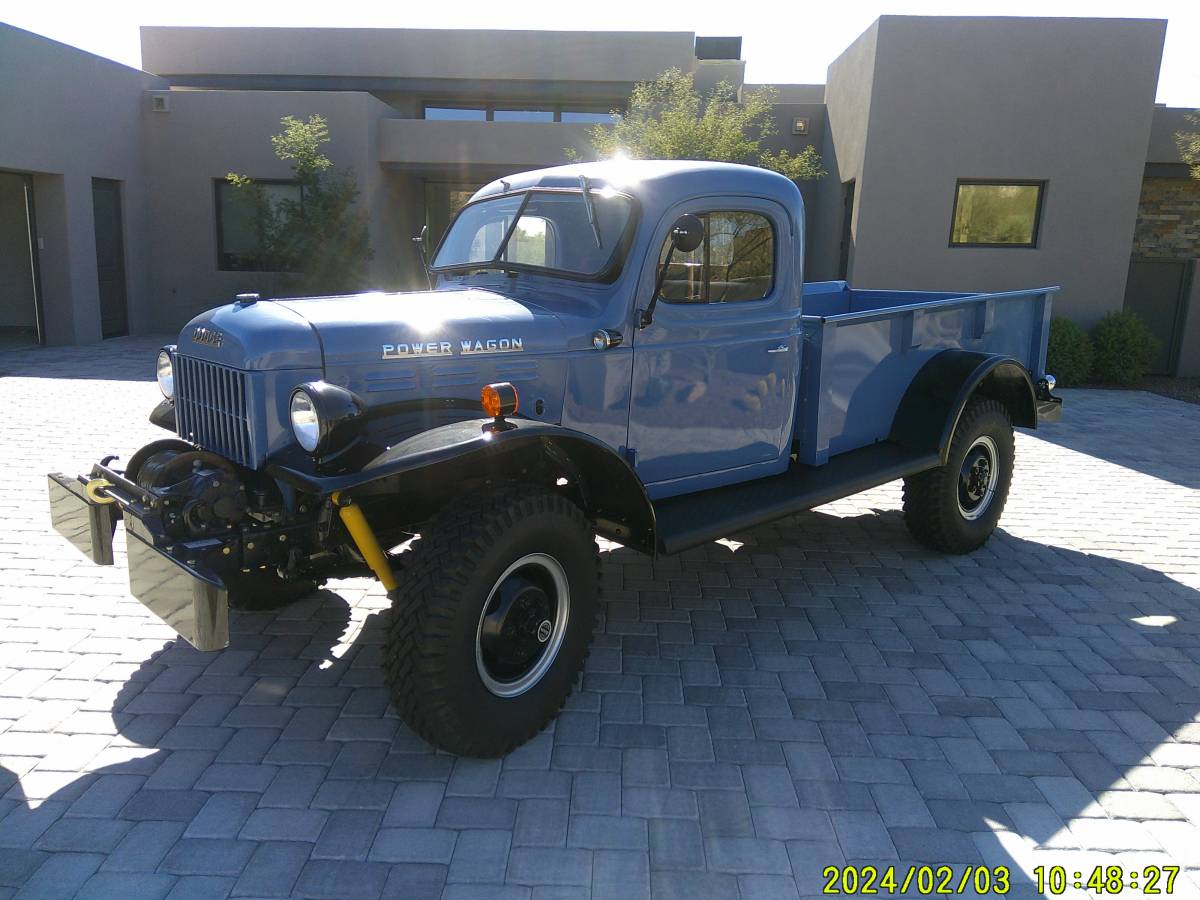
<box><xmin>670</xmin><ymin>214</ymin><xmax>704</xmax><ymax>254</ymax></box>
<box><xmin>639</xmin><ymin>214</ymin><xmax>706</xmax><ymax>330</ymax></box>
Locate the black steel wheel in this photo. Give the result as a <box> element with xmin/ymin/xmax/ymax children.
<box><xmin>475</xmin><ymin>552</ymin><xmax>571</xmax><ymax>698</ymax></box>
<box><xmin>956</xmin><ymin>435</ymin><xmax>1000</xmax><ymax>521</ymax></box>
<box><xmin>902</xmin><ymin>397</ymin><xmax>1014</xmax><ymax>554</ymax></box>
<box><xmin>385</xmin><ymin>486</ymin><xmax>599</xmax><ymax>757</ymax></box>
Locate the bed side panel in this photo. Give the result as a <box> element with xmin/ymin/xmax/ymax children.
<box><xmin>795</xmin><ymin>289</ymin><xmax>1054</xmax><ymax>465</ymax></box>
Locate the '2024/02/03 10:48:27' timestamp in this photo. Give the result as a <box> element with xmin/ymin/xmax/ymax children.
<box><xmin>819</xmin><ymin>865</ymin><xmax>1181</xmax><ymax>895</ymax></box>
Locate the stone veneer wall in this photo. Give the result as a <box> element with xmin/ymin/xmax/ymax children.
<box><xmin>1132</xmin><ymin>177</ymin><xmax>1200</xmax><ymax>257</ymax></box>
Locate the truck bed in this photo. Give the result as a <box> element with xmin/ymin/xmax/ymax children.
<box><xmin>795</xmin><ymin>281</ymin><xmax>1056</xmax><ymax>465</ymax></box>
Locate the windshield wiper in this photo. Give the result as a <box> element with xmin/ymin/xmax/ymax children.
<box><xmin>578</xmin><ymin>175</ymin><xmax>602</xmax><ymax>249</ymax></box>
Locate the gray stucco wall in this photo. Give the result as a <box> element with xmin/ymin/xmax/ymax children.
<box><xmin>377</xmin><ymin>120</ymin><xmax>595</xmax><ymax>170</ymax></box>
<box><xmin>141</xmin><ymin>89</ymin><xmax>398</xmax><ymax>332</ymax></box>
<box><xmin>833</xmin><ymin>16</ymin><xmax>1167</xmax><ymax>327</ymax></box>
<box><xmin>809</xmin><ymin>21</ymin><xmax>879</xmax><ymax>282</ymax></box>
<box><xmin>141</xmin><ymin>27</ymin><xmax>696</xmax><ymax>86</ymax></box>
<box><xmin>0</xmin><ymin>24</ymin><xmax>167</xmax><ymax>344</ymax></box>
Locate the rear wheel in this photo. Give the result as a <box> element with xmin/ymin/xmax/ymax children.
<box><xmin>902</xmin><ymin>397</ymin><xmax>1014</xmax><ymax>554</ymax></box>
<box><xmin>385</xmin><ymin>486</ymin><xmax>599</xmax><ymax>757</ymax></box>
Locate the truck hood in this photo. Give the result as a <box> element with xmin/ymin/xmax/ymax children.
<box><xmin>179</xmin><ymin>289</ymin><xmax>563</xmax><ymax>371</ymax></box>
<box><xmin>277</xmin><ymin>289</ymin><xmax>562</xmax><ymax>369</ymax></box>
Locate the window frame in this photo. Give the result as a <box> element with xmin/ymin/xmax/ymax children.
<box><xmin>214</xmin><ymin>178</ymin><xmax>304</xmax><ymax>272</ymax></box>
<box><xmin>948</xmin><ymin>179</ymin><xmax>1046</xmax><ymax>249</ymax></box>
<box><xmin>658</xmin><ymin>210</ymin><xmax>778</xmax><ymax>306</ymax></box>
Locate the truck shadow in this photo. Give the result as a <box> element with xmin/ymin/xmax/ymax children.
<box><xmin>1025</xmin><ymin>388</ymin><xmax>1200</xmax><ymax>490</ymax></box>
<box><xmin>1</xmin><ymin>507</ymin><xmax>1196</xmax><ymax>891</ymax></box>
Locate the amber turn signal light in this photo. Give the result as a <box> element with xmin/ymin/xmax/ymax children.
<box><xmin>481</xmin><ymin>382</ymin><xmax>519</xmax><ymax>419</ymax></box>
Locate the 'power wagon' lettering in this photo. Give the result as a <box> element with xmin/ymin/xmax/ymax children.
<box><xmin>460</xmin><ymin>338</ymin><xmax>524</xmax><ymax>355</ymax></box>
<box><xmin>381</xmin><ymin>337</ymin><xmax>524</xmax><ymax>359</ymax></box>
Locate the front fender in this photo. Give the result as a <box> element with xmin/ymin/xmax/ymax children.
<box><xmin>150</xmin><ymin>399</ymin><xmax>176</xmax><ymax>432</ymax></box>
<box><xmin>890</xmin><ymin>350</ymin><xmax>1037</xmax><ymax>464</ymax></box>
<box><xmin>267</xmin><ymin>418</ymin><xmax>657</xmax><ymax>554</ymax></box>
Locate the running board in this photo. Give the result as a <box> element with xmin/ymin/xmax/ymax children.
<box><xmin>653</xmin><ymin>442</ymin><xmax>940</xmax><ymax>555</ymax></box>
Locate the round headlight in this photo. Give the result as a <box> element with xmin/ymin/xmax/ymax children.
<box><xmin>156</xmin><ymin>350</ymin><xmax>174</xmax><ymax>399</ymax></box>
<box><xmin>290</xmin><ymin>390</ymin><xmax>321</xmax><ymax>452</ymax></box>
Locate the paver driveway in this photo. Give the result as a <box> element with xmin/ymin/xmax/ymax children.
<box><xmin>1</xmin><ymin>337</ymin><xmax>1199</xmax><ymax>900</ymax></box>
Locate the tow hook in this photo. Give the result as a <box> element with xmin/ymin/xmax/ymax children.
<box><xmin>85</xmin><ymin>478</ymin><xmax>116</xmax><ymax>505</ymax></box>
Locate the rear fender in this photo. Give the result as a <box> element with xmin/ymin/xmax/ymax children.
<box><xmin>268</xmin><ymin>418</ymin><xmax>657</xmax><ymax>554</ymax></box>
<box><xmin>891</xmin><ymin>350</ymin><xmax>1036</xmax><ymax>464</ymax></box>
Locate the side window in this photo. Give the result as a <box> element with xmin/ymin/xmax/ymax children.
<box><xmin>658</xmin><ymin>211</ymin><xmax>775</xmax><ymax>304</ymax></box>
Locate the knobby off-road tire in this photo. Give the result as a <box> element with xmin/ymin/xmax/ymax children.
<box><xmin>902</xmin><ymin>397</ymin><xmax>1015</xmax><ymax>554</ymax></box>
<box><xmin>385</xmin><ymin>487</ymin><xmax>600</xmax><ymax>757</ymax></box>
<box><xmin>227</xmin><ymin>569</ymin><xmax>320</xmax><ymax>611</ymax></box>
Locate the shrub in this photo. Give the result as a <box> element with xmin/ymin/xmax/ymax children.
<box><xmin>1090</xmin><ymin>310</ymin><xmax>1160</xmax><ymax>385</ymax></box>
<box><xmin>1045</xmin><ymin>317</ymin><xmax>1094</xmax><ymax>387</ymax></box>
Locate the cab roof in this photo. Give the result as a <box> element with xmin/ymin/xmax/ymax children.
<box><xmin>473</xmin><ymin>160</ymin><xmax>804</xmax><ymax>224</ymax></box>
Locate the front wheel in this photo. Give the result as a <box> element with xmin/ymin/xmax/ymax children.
<box><xmin>385</xmin><ymin>487</ymin><xmax>599</xmax><ymax>757</ymax></box>
<box><xmin>902</xmin><ymin>397</ymin><xmax>1015</xmax><ymax>554</ymax></box>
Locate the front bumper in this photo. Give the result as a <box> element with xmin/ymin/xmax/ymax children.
<box><xmin>47</xmin><ymin>468</ymin><xmax>230</xmax><ymax>651</ymax></box>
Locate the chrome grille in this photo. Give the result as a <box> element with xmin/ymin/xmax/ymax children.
<box><xmin>174</xmin><ymin>355</ymin><xmax>254</xmax><ymax>468</ymax></box>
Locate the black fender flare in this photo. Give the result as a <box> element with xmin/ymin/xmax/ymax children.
<box><xmin>890</xmin><ymin>350</ymin><xmax>1036</xmax><ymax>464</ymax></box>
<box><xmin>149</xmin><ymin>399</ymin><xmax>176</xmax><ymax>432</ymax></box>
<box><xmin>268</xmin><ymin>418</ymin><xmax>657</xmax><ymax>554</ymax></box>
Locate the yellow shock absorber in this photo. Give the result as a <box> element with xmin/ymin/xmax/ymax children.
<box><xmin>331</xmin><ymin>491</ymin><xmax>398</xmax><ymax>592</ymax></box>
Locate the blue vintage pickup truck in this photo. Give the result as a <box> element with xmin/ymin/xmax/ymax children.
<box><xmin>49</xmin><ymin>160</ymin><xmax>1061</xmax><ymax>756</ymax></box>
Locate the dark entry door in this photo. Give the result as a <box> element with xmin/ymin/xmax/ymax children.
<box><xmin>92</xmin><ymin>178</ymin><xmax>128</xmax><ymax>338</ymax></box>
<box><xmin>0</xmin><ymin>171</ymin><xmax>42</xmax><ymax>346</ymax></box>
<box><xmin>837</xmin><ymin>179</ymin><xmax>855</xmax><ymax>280</ymax></box>
<box><xmin>1124</xmin><ymin>258</ymin><xmax>1193</xmax><ymax>375</ymax></box>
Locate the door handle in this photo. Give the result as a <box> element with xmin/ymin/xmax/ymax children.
<box><xmin>767</xmin><ymin>343</ymin><xmax>789</xmax><ymax>354</ymax></box>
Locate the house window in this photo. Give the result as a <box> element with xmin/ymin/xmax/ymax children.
<box><xmin>950</xmin><ymin>181</ymin><xmax>1045</xmax><ymax>248</ymax></box>
<box><xmin>422</xmin><ymin>103</ymin><xmax>618</xmax><ymax>123</ymax></box>
<box><xmin>560</xmin><ymin>110</ymin><xmax>615</xmax><ymax>124</ymax></box>
<box><xmin>659</xmin><ymin>211</ymin><xmax>775</xmax><ymax>304</ymax></box>
<box><xmin>494</xmin><ymin>109</ymin><xmax>555</xmax><ymax>122</ymax></box>
<box><xmin>215</xmin><ymin>180</ymin><xmax>303</xmax><ymax>271</ymax></box>
<box><xmin>423</xmin><ymin>106</ymin><xmax>487</xmax><ymax>121</ymax></box>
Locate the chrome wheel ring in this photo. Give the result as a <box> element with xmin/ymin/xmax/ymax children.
<box><xmin>957</xmin><ymin>435</ymin><xmax>999</xmax><ymax>521</ymax></box>
<box><xmin>475</xmin><ymin>553</ymin><xmax>570</xmax><ymax>698</ymax></box>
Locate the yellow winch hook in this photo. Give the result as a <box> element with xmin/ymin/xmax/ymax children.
<box><xmin>85</xmin><ymin>478</ymin><xmax>117</xmax><ymax>505</ymax></box>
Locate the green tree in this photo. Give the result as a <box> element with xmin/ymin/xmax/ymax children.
<box><xmin>570</xmin><ymin>68</ymin><xmax>824</xmax><ymax>181</ymax></box>
<box><xmin>227</xmin><ymin>115</ymin><xmax>371</xmax><ymax>295</ymax></box>
<box><xmin>1177</xmin><ymin>110</ymin><xmax>1200</xmax><ymax>180</ymax></box>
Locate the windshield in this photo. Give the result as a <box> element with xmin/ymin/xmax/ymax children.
<box><xmin>431</xmin><ymin>189</ymin><xmax>635</xmax><ymax>278</ymax></box>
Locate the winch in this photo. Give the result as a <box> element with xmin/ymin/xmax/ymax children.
<box><xmin>131</xmin><ymin>444</ymin><xmax>247</xmax><ymax>539</ymax></box>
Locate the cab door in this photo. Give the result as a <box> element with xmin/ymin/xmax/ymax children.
<box><xmin>628</xmin><ymin>198</ymin><xmax>799</xmax><ymax>499</ymax></box>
